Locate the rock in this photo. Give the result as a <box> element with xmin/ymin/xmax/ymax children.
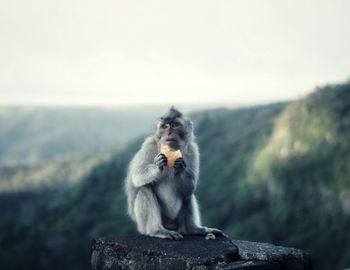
<box><xmin>231</xmin><ymin>240</ymin><xmax>311</xmax><ymax>270</ymax></box>
<box><xmin>91</xmin><ymin>235</ymin><xmax>312</xmax><ymax>270</ymax></box>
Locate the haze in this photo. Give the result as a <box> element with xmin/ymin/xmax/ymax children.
<box><xmin>0</xmin><ymin>0</ymin><xmax>349</xmax><ymax>106</ymax></box>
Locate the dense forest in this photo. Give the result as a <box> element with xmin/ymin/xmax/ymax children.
<box><xmin>0</xmin><ymin>81</ymin><xmax>349</xmax><ymax>270</ymax></box>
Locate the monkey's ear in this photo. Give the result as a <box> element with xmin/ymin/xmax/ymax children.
<box><xmin>187</xmin><ymin>120</ymin><xmax>194</xmax><ymax>130</ymax></box>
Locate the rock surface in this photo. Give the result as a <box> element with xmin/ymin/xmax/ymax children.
<box><xmin>91</xmin><ymin>235</ymin><xmax>312</xmax><ymax>270</ymax></box>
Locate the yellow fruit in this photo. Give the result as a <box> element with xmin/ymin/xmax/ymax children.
<box><xmin>161</xmin><ymin>145</ymin><xmax>182</xmax><ymax>168</ymax></box>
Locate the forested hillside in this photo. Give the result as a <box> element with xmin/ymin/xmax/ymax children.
<box><xmin>0</xmin><ymin>82</ymin><xmax>349</xmax><ymax>270</ymax></box>
<box><xmin>0</xmin><ymin>149</ymin><xmax>114</xmax><ymax>192</ymax></box>
<box><xmin>194</xmin><ymin>82</ymin><xmax>350</xmax><ymax>270</ymax></box>
<box><xmin>0</xmin><ymin>106</ymin><xmax>163</xmax><ymax>165</ymax></box>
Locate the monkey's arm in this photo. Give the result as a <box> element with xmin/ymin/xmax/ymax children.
<box><xmin>174</xmin><ymin>143</ymin><xmax>199</xmax><ymax>197</ymax></box>
<box><xmin>132</xmin><ymin>163</ymin><xmax>161</xmax><ymax>187</ymax></box>
<box><xmin>130</xmin><ymin>138</ymin><xmax>164</xmax><ymax>187</ymax></box>
<box><xmin>175</xmin><ymin>165</ymin><xmax>197</xmax><ymax>197</ymax></box>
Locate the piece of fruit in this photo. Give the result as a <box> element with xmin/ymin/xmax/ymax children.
<box><xmin>205</xmin><ymin>233</ymin><xmax>216</xmax><ymax>240</ymax></box>
<box><xmin>161</xmin><ymin>145</ymin><xmax>182</xmax><ymax>168</ymax></box>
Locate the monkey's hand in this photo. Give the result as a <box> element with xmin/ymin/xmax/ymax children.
<box><xmin>154</xmin><ymin>153</ymin><xmax>168</xmax><ymax>171</ymax></box>
<box><xmin>174</xmin><ymin>157</ymin><xmax>186</xmax><ymax>175</ymax></box>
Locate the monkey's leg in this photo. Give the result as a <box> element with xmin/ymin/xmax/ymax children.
<box><xmin>180</xmin><ymin>195</ymin><xmax>228</xmax><ymax>237</ymax></box>
<box><xmin>134</xmin><ymin>187</ymin><xmax>184</xmax><ymax>240</ymax></box>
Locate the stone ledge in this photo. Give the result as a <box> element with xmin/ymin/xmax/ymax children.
<box><xmin>91</xmin><ymin>235</ymin><xmax>312</xmax><ymax>270</ymax></box>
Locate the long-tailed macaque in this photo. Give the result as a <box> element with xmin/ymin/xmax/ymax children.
<box><xmin>125</xmin><ymin>107</ymin><xmax>226</xmax><ymax>240</ymax></box>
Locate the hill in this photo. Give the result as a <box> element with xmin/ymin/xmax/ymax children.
<box><xmin>0</xmin><ymin>105</ymin><xmax>222</xmax><ymax>165</ymax></box>
<box><xmin>0</xmin><ymin>106</ymin><xmax>164</xmax><ymax>165</ymax></box>
<box><xmin>0</xmin><ymin>81</ymin><xmax>349</xmax><ymax>270</ymax></box>
<box><xmin>194</xmin><ymin>82</ymin><xmax>350</xmax><ymax>270</ymax></box>
<box><xmin>0</xmin><ymin>149</ymin><xmax>115</xmax><ymax>192</ymax></box>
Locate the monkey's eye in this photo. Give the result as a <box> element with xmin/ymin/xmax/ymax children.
<box><xmin>160</xmin><ymin>123</ymin><xmax>168</xmax><ymax>129</ymax></box>
<box><xmin>171</xmin><ymin>122</ymin><xmax>181</xmax><ymax>128</ymax></box>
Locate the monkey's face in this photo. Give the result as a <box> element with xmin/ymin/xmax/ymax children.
<box><xmin>156</xmin><ymin>118</ymin><xmax>190</xmax><ymax>150</ymax></box>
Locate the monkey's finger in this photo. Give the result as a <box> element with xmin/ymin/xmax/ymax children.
<box><xmin>211</xmin><ymin>229</ymin><xmax>229</xmax><ymax>238</ymax></box>
<box><xmin>174</xmin><ymin>158</ymin><xmax>186</xmax><ymax>165</ymax></box>
<box><xmin>156</xmin><ymin>161</ymin><xmax>167</xmax><ymax>169</ymax></box>
<box><xmin>174</xmin><ymin>160</ymin><xmax>185</xmax><ymax>165</ymax></box>
<box><xmin>174</xmin><ymin>165</ymin><xmax>185</xmax><ymax>171</ymax></box>
<box><xmin>169</xmin><ymin>231</ymin><xmax>184</xmax><ymax>241</ymax></box>
<box><xmin>155</xmin><ymin>156</ymin><xmax>167</xmax><ymax>163</ymax></box>
<box><xmin>158</xmin><ymin>153</ymin><xmax>168</xmax><ymax>158</ymax></box>
<box><xmin>173</xmin><ymin>234</ymin><xmax>184</xmax><ymax>241</ymax></box>
<box><xmin>159</xmin><ymin>160</ymin><xmax>168</xmax><ymax>166</ymax></box>
<box><xmin>161</xmin><ymin>155</ymin><xmax>168</xmax><ymax>163</ymax></box>
<box><xmin>155</xmin><ymin>154</ymin><xmax>167</xmax><ymax>163</ymax></box>
<box><xmin>155</xmin><ymin>153</ymin><xmax>166</xmax><ymax>159</ymax></box>
<box><xmin>174</xmin><ymin>161</ymin><xmax>186</xmax><ymax>168</ymax></box>
<box><xmin>155</xmin><ymin>156</ymin><xmax>167</xmax><ymax>164</ymax></box>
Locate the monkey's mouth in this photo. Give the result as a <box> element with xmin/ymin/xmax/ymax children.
<box><xmin>165</xmin><ymin>138</ymin><xmax>180</xmax><ymax>149</ymax></box>
<box><xmin>166</xmin><ymin>138</ymin><xmax>177</xmax><ymax>142</ymax></box>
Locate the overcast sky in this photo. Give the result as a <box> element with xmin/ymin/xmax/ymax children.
<box><xmin>0</xmin><ymin>0</ymin><xmax>349</xmax><ymax>106</ymax></box>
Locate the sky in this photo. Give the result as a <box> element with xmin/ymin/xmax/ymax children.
<box><xmin>0</xmin><ymin>0</ymin><xmax>349</xmax><ymax>106</ymax></box>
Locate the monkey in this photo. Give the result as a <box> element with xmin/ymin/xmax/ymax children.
<box><xmin>125</xmin><ymin>106</ymin><xmax>226</xmax><ymax>240</ymax></box>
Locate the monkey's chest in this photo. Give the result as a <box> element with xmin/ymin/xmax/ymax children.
<box><xmin>154</xmin><ymin>172</ymin><xmax>182</xmax><ymax>220</ymax></box>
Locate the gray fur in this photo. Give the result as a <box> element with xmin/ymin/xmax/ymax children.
<box><xmin>125</xmin><ymin>107</ymin><xmax>225</xmax><ymax>240</ymax></box>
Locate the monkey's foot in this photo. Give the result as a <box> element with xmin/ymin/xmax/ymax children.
<box><xmin>187</xmin><ymin>226</ymin><xmax>229</xmax><ymax>238</ymax></box>
<box><xmin>149</xmin><ymin>229</ymin><xmax>184</xmax><ymax>241</ymax></box>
